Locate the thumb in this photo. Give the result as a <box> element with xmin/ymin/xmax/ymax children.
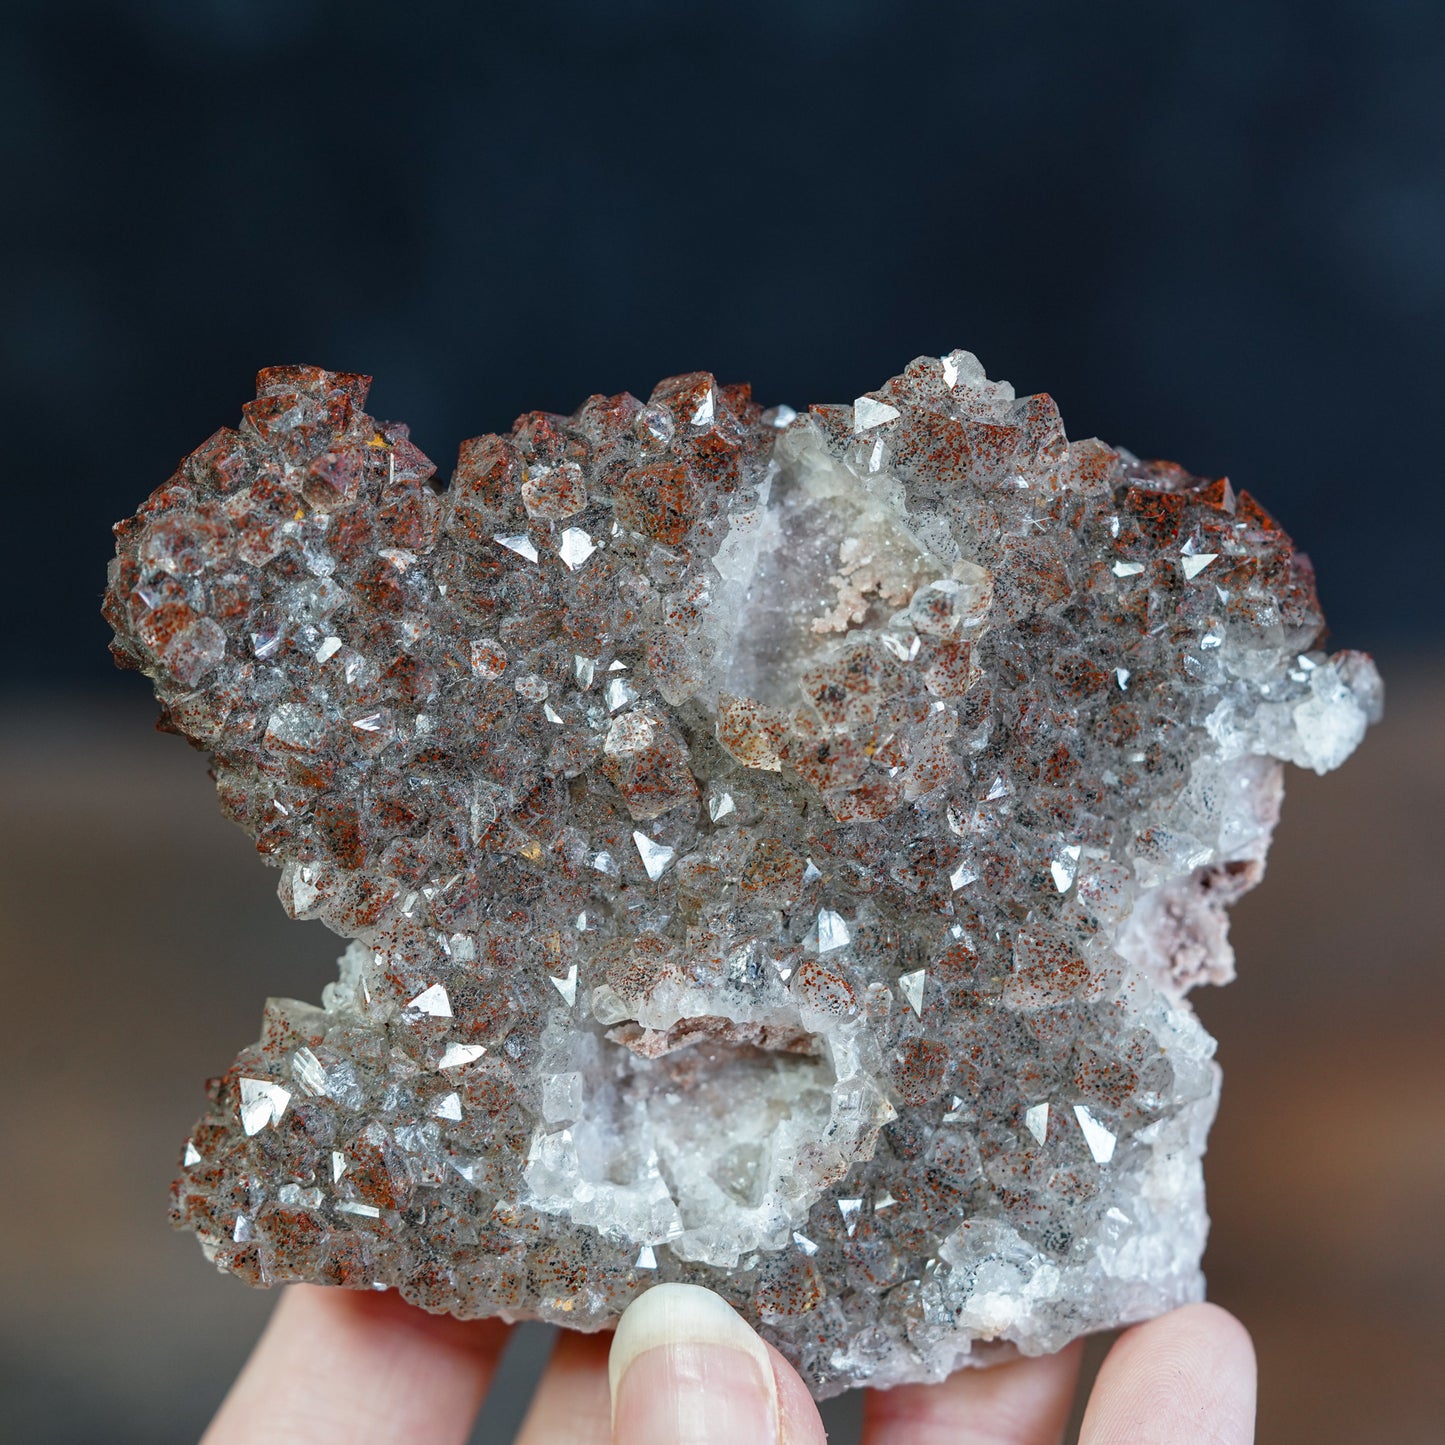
<box><xmin>608</xmin><ymin>1282</ymin><xmax>827</xmax><ymax>1445</ymax></box>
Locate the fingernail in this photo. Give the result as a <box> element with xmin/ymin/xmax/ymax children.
<box><xmin>609</xmin><ymin>1282</ymin><xmax>780</xmax><ymax>1445</ymax></box>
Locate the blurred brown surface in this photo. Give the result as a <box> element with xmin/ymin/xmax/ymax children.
<box><xmin>1</xmin><ymin>667</ymin><xmax>1440</xmax><ymax>1443</ymax></box>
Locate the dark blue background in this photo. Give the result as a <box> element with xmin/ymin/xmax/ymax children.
<box><xmin>6</xmin><ymin>0</ymin><xmax>1441</xmax><ymax>690</ymax></box>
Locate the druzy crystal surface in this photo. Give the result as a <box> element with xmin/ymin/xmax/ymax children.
<box><xmin>106</xmin><ymin>354</ymin><xmax>1379</xmax><ymax>1395</ymax></box>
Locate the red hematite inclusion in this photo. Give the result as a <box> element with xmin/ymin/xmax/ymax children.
<box><xmin>105</xmin><ymin>353</ymin><xmax>1380</xmax><ymax>1397</ymax></box>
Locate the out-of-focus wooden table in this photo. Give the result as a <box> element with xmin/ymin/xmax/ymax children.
<box><xmin>2</xmin><ymin>668</ymin><xmax>1439</xmax><ymax>1443</ymax></box>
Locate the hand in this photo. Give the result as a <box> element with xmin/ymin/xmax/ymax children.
<box><xmin>203</xmin><ymin>1280</ymin><xmax>1255</xmax><ymax>1443</ymax></box>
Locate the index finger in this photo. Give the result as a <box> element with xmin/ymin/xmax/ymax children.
<box><xmin>862</xmin><ymin>1340</ymin><xmax>1083</xmax><ymax>1445</ymax></box>
<box><xmin>1079</xmin><ymin>1303</ymin><xmax>1256</xmax><ymax>1444</ymax></box>
<box><xmin>203</xmin><ymin>1284</ymin><xmax>510</xmax><ymax>1445</ymax></box>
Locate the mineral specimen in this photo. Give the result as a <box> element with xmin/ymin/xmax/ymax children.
<box><xmin>106</xmin><ymin>353</ymin><xmax>1379</xmax><ymax>1395</ymax></box>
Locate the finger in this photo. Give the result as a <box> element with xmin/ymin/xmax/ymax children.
<box><xmin>514</xmin><ymin>1328</ymin><xmax>612</xmax><ymax>1445</ymax></box>
<box><xmin>203</xmin><ymin>1284</ymin><xmax>510</xmax><ymax>1445</ymax></box>
<box><xmin>862</xmin><ymin>1340</ymin><xmax>1083</xmax><ymax>1445</ymax></box>
<box><xmin>607</xmin><ymin>1282</ymin><xmax>827</xmax><ymax>1445</ymax></box>
<box><xmin>1079</xmin><ymin>1302</ymin><xmax>1256</xmax><ymax>1445</ymax></box>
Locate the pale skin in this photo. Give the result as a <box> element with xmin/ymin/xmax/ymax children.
<box><xmin>203</xmin><ymin>1282</ymin><xmax>1257</xmax><ymax>1444</ymax></box>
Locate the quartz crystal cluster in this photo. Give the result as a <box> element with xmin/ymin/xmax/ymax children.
<box><xmin>106</xmin><ymin>354</ymin><xmax>1379</xmax><ymax>1395</ymax></box>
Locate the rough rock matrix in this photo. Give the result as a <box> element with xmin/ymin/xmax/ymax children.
<box><xmin>106</xmin><ymin>354</ymin><xmax>1379</xmax><ymax>1395</ymax></box>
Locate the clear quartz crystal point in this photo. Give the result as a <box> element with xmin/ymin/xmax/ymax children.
<box><xmin>1073</xmin><ymin>1105</ymin><xmax>1118</xmax><ymax>1165</ymax></box>
<box><xmin>548</xmin><ymin>963</ymin><xmax>580</xmax><ymax>1007</ymax></box>
<box><xmin>406</xmin><ymin>983</ymin><xmax>451</xmax><ymax>1017</ymax></box>
<box><xmin>557</xmin><ymin>527</ymin><xmax>597</xmax><ymax>570</ymax></box>
<box><xmin>898</xmin><ymin>968</ymin><xmax>927</xmax><ymax>1016</ymax></box>
<box><xmin>437</xmin><ymin>1043</ymin><xmax>486</xmax><ymax>1070</ymax></box>
<box><xmin>108</xmin><ymin>354</ymin><xmax>1380</xmax><ymax>1398</ymax></box>
<box><xmin>632</xmin><ymin>830</ymin><xmax>675</xmax><ymax>881</ymax></box>
<box><xmin>817</xmin><ymin>908</ymin><xmax>851</xmax><ymax>953</ymax></box>
<box><xmin>1024</xmin><ymin>1103</ymin><xmax>1050</xmax><ymax>1145</ymax></box>
<box><xmin>238</xmin><ymin>1078</ymin><xmax>291</xmax><ymax>1136</ymax></box>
